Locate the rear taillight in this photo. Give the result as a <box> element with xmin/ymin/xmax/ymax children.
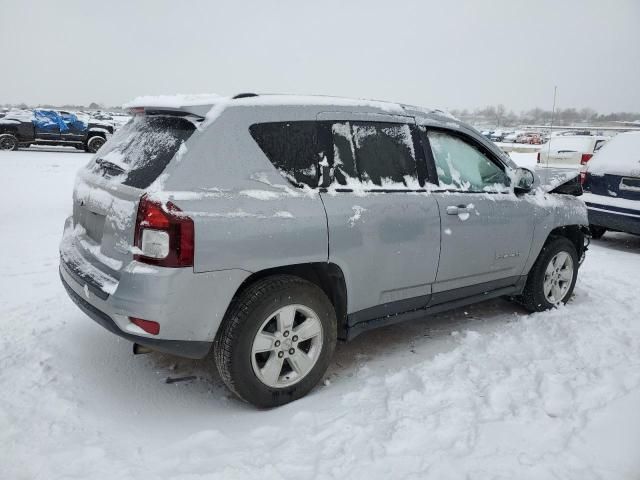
<box><xmin>536</xmin><ymin>152</ymin><xmax>541</xmax><ymax>163</ymax></box>
<box><xmin>134</xmin><ymin>195</ymin><xmax>194</xmax><ymax>267</ymax></box>
<box><xmin>580</xmin><ymin>153</ymin><xmax>593</xmax><ymax>165</ymax></box>
<box><xmin>129</xmin><ymin>317</ymin><xmax>160</xmax><ymax>335</ymax></box>
<box><xmin>580</xmin><ymin>170</ymin><xmax>588</xmax><ymax>185</ymax></box>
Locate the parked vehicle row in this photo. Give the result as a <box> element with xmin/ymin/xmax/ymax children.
<box><xmin>0</xmin><ymin>109</ymin><xmax>115</xmax><ymax>152</ymax></box>
<box><xmin>59</xmin><ymin>94</ymin><xmax>590</xmax><ymax>407</ymax></box>
<box><xmin>481</xmin><ymin>129</ymin><xmax>546</xmax><ymax>144</ymax></box>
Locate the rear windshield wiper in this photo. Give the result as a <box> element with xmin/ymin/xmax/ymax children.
<box><xmin>96</xmin><ymin>158</ymin><xmax>126</xmax><ymax>175</ymax></box>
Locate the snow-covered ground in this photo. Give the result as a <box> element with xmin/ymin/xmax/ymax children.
<box><xmin>1</xmin><ymin>148</ymin><xmax>640</xmax><ymax>479</ymax></box>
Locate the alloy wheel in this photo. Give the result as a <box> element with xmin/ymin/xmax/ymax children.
<box><xmin>0</xmin><ymin>136</ymin><xmax>17</xmax><ymax>150</ymax></box>
<box><xmin>250</xmin><ymin>304</ymin><xmax>323</xmax><ymax>388</ymax></box>
<box><xmin>543</xmin><ymin>251</ymin><xmax>574</xmax><ymax>305</ymax></box>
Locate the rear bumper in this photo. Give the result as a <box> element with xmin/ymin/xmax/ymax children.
<box><xmin>587</xmin><ymin>203</ymin><xmax>640</xmax><ymax>235</ymax></box>
<box><xmin>60</xmin><ymin>267</ymin><xmax>212</xmax><ymax>358</ymax></box>
<box><xmin>59</xmin><ymin>218</ymin><xmax>252</xmax><ymax>357</ymax></box>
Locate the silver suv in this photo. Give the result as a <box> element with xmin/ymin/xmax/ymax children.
<box><xmin>59</xmin><ymin>94</ymin><xmax>589</xmax><ymax>407</ymax></box>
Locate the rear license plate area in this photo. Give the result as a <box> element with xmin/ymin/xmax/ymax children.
<box><xmin>78</xmin><ymin>208</ymin><xmax>106</xmax><ymax>242</ymax></box>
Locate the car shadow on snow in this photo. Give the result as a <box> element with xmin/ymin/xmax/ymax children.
<box><xmin>327</xmin><ymin>297</ymin><xmax>528</xmax><ymax>383</ymax></box>
<box><xmin>591</xmin><ymin>232</ymin><xmax>640</xmax><ymax>254</ymax></box>
<box><xmin>66</xmin><ymin>294</ymin><xmax>529</xmax><ymax>414</ymax></box>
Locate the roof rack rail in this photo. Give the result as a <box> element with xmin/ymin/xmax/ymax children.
<box><xmin>232</xmin><ymin>93</ymin><xmax>259</xmax><ymax>99</ymax></box>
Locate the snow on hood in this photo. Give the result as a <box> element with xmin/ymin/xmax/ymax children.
<box><xmin>0</xmin><ymin>109</ymin><xmax>34</xmax><ymax>123</ymax></box>
<box><xmin>536</xmin><ymin>167</ymin><xmax>581</xmax><ymax>192</ymax></box>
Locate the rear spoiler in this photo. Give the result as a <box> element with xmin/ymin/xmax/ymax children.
<box><xmin>124</xmin><ymin>93</ymin><xmax>262</xmax><ymax>119</ymax></box>
<box><xmin>124</xmin><ymin>94</ymin><xmax>225</xmax><ymax>119</ymax></box>
<box><xmin>127</xmin><ymin>105</ymin><xmax>209</xmax><ymax>119</ymax></box>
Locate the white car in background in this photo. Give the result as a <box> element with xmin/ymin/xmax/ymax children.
<box><xmin>538</xmin><ymin>135</ymin><xmax>609</xmax><ymax>167</ymax></box>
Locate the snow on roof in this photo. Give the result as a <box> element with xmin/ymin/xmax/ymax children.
<box><xmin>122</xmin><ymin>93</ymin><xmax>456</xmax><ymax>131</ymax></box>
<box><xmin>586</xmin><ymin>131</ymin><xmax>640</xmax><ymax>177</ymax></box>
<box><xmin>121</xmin><ymin>93</ymin><xmax>444</xmax><ymax>115</ymax></box>
<box><xmin>229</xmin><ymin>94</ymin><xmax>406</xmax><ymax>112</ymax></box>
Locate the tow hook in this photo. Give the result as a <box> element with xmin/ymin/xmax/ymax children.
<box><xmin>133</xmin><ymin>343</ymin><xmax>153</xmax><ymax>355</ymax></box>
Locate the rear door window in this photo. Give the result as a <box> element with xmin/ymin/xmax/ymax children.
<box><xmin>88</xmin><ymin>114</ymin><xmax>196</xmax><ymax>189</ymax></box>
<box><xmin>250</xmin><ymin>122</ymin><xmax>331</xmax><ymax>188</ymax></box>
<box><xmin>331</xmin><ymin>121</ymin><xmax>421</xmax><ymax>188</ymax></box>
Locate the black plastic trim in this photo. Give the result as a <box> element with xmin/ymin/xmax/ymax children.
<box><xmin>60</xmin><ymin>267</ymin><xmax>212</xmax><ymax>359</ymax></box>
<box><xmin>61</xmin><ymin>257</ymin><xmax>110</xmax><ymax>301</ymax></box>
<box><xmin>345</xmin><ymin>276</ymin><xmax>527</xmax><ymax>340</ymax></box>
<box><xmin>429</xmin><ymin>276</ymin><xmax>523</xmax><ymax>306</ymax></box>
<box><xmin>347</xmin><ymin>294</ymin><xmax>431</xmax><ymax>327</ymax></box>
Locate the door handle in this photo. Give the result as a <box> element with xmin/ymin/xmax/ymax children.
<box><xmin>446</xmin><ymin>205</ymin><xmax>468</xmax><ymax>215</ymax></box>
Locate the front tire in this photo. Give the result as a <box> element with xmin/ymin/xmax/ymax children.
<box><xmin>214</xmin><ymin>275</ymin><xmax>337</xmax><ymax>408</ymax></box>
<box><xmin>0</xmin><ymin>134</ymin><xmax>19</xmax><ymax>151</ymax></box>
<box><xmin>85</xmin><ymin>135</ymin><xmax>105</xmax><ymax>153</ymax></box>
<box><xmin>520</xmin><ymin>237</ymin><xmax>579</xmax><ymax>312</ymax></box>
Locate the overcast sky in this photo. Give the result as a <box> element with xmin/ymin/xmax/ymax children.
<box><xmin>1</xmin><ymin>0</ymin><xmax>639</xmax><ymax>113</ymax></box>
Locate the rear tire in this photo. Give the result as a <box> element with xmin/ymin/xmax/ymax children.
<box><xmin>214</xmin><ymin>275</ymin><xmax>337</xmax><ymax>408</ymax></box>
<box><xmin>0</xmin><ymin>134</ymin><xmax>19</xmax><ymax>151</ymax></box>
<box><xmin>85</xmin><ymin>135</ymin><xmax>105</xmax><ymax>153</ymax></box>
<box><xmin>519</xmin><ymin>237</ymin><xmax>579</xmax><ymax>312</ymax></box>
<box><xmin>589</xmin><ymin>225</ymin><xmax>606</xmax><ymax>239</ymax></box>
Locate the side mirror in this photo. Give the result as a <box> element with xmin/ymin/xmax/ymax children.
<box><xmin>513</xmin><ymin>167</ymin><xmax>535</xmax><ymax>194</ymax></box>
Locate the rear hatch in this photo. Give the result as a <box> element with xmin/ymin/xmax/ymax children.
<box><xmin>64</xmin><ymin>113</ymin><xmax>198</xmax><ymax>284</ymax></box>
<box><xmin>539</xmin><ymin>136</ymin><xmax>594</xmax><ymax>166</ymax></box>
<box><xmin>584</xmin><ymin>132</ymin><xmax>640</xmax><ymax>203</ymax></box>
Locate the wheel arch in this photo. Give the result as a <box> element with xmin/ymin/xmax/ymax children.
<box><xmin>546</xmin><ymin>225</ymin><xmax>589</xmax><ymax>260</ymax></box>
<box><xmin>87</xmin><ymin>131</ymin><xmax>106</xmax><ymax>141</ymax></box>
<box><xmin>227</xmin><ymin>262</ymin><xmax>349</xmax><ymax>340</ymax></box>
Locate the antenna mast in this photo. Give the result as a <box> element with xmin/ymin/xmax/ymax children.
<box><xmin>545</xmin><ymin>86</ymin><xmax>558</xmax><ymax>171</ymax></box>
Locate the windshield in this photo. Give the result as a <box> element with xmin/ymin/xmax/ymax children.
<box><xmin>88</xmin><ymin>114</ymin><xmax>196</xmax><ymax>189</ymax></box>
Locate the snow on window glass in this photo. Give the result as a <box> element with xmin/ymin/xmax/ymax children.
<box><xmin>332</xmin><ymin>122</ymin><xmax>419</xmax><ymax>189</ymax></box>
<box><xmin>427</xmin><ymin>131</ymin><xmax>509</xmax><ymax>192</ymax></box>
<box><xmin>250</xmin><ymin>122</ymin><xmax>328</xmax><ymax>188</ymax></box>
<box><xmin>332</xmin><ymin>122</ymin><xmax>358</xmax><ymax>185</ymax></box>
<box><xmin>88</xmin><ymin>115</ymin><xmax>195</xmax><ymax>189</ymax></box>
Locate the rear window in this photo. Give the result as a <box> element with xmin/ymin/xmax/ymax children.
<box><xmin>88</xmin><ymin>115</ymin><xmax>196</xmax><ymax>189</ymax></box>
<box><xmin>547</xmin><ymin>136</ymin><xmax>594</xmax><ymax>153</ymax></box>
<box><xmin>249</xmin><ymin>122</ymin><xmax>331</xmax><ymax>188</ymax></box>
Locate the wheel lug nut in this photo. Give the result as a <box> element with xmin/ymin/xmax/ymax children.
<box><xmin>278</xmin><ymin>351</ymin><xmax>284</xmax><ymax>358</ymax></box>
<box><xmin>292</xmin><ymin>335</ymin><xmax>298</xmax><ymax>342</ymax></box>
<box><xmin>289</xmin><ymin>348</ymin><xmax>295</xmax><ymax>355</ymax></box>
<box><xmin>283</xmin><ymin>331</ymin><xmax>289</xmax><ymax>337</ymax></box>
<box><xmin>274</xmin><ymin>340</ymin><xmax>280</xmax><ymax>347</ymax></box>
